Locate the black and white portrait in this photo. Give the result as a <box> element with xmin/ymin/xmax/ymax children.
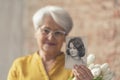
<box><xmin>65</xmin><ymin>37</ymin><xmax>87</xmax><ymax>69</ymax></box>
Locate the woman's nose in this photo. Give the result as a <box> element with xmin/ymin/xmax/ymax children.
<box><xmin>47</xmin><ymin>32</ymin><xmax>55</xmax><ymax>40</ymax></box>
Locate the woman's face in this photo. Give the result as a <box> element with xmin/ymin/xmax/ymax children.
<box><xmin>35</xmin><ymin>15</ymin><xmax>66</xmax><ymax>55</ymax></box>
<box><xmin>69</xmin><ymin>42</ymin><xmax>78</xmax><ymax>57</ymax></box>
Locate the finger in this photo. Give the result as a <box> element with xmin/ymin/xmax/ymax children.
<box><xmin>80</xmin><ymin>65</ymin><xmax>93</xmax><ymax>79</ymax></box>
<box><xmin>74</xmin><ymin>65</ymin><xmax>87</xmax><ymax>76</ymax></box>
<box><xmin>72</xmin><ymin>69</ymin><xmax>82</xmax><ymax>80</ymax></box>
<box><xmin>74</xmin><ymin>65</ymin><xmax>93</xmax><ymax>80</ymax></box>
<box><xmin>80</xmin><ymin>65</ymin><xmax>93</xmax><ymax>78</ymax></box>
<box><xmin>73</xmin><ymin>65</ymin><xmax>87</xmax><ymax>80</ymax></box>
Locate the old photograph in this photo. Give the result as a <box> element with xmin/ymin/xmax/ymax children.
<box><xmin>65</xmin><ymin>37</ymin><xmax>87</xmax><ymax>69</ymax></box>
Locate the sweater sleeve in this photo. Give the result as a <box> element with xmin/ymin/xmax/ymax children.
<box><xmin>7</xmin><ymin>60</ymin><xmax>19</xmax><ymax>80</ymax></box>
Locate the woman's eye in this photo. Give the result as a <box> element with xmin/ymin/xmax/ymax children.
<box><xmin>55</xmin><ymin>32</ymin><xmax>62</xmax><ymax>35</ymax></box>
<box><xmin>43</xmin><ymin>29</ymin><xmax>50</xmax><ymax>34</ymax></box>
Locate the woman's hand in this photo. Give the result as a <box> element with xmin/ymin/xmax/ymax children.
<box><xmin>72</xmin><ymin>65</ymin><xmax>93</xmax><ymax>80</ymax></box>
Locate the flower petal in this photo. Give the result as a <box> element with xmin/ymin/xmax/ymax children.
<box><xmin>91</xmin><ymin>67</ymin><xmax>101</xmax><ymax>78</ymax></box>
<box><xmin>87</xmin><ymin>54</ymin><xmax>95</xmax><ymax>65</ymax></box>
<box><xmin>101</xmin><ymin>63</ymin><xmax>109</xmax><ymax>74</ymax></box>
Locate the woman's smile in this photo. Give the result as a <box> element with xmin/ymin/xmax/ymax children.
<box><xmin>45</xmin><ymin>42</ymin><xmax>57</xmax><ymax>46</ymax></box>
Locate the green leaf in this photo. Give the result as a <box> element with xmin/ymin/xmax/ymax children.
<box><xmin>93</xmin><ymin>76</ymin><xmax>103</xmax><ymax>80</ymax></box>
<box><xmin>68</xmin><ymin>77</ymin><xmax>73</xmax><ymax>80</ymax></box>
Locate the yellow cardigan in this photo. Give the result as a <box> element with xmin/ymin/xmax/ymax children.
<box><xmin>7</xmin><ymin>52</ymin><xmax>73</xmax><ymax>80</ymax></box>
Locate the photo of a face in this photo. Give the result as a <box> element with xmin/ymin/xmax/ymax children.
<box><xmin>65</xmin><ymin>37</ymin><xmax>86</xmax><ymax>69</ymax></box>
<box><xmin>69</xmin><ymin>42</ymin><xmax>78</xmax><ymax>57</ymax></box>
<box><xmin>66</xmin><ymin>37</ymin><xmax>85</xmax><ymax>60</ymax></box>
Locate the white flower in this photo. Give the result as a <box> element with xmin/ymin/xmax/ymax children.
<box><xmin>91</xmin><ymin>67</ymin><xmax>101</xmax><ymax>78</ymax></box>
<box><xmin>87</xmin><ymin>54</ymin><xmax>95</xmax><ymax>65</ymax></box>
<box><xmin>103</xmin><ymin>68</ymin><xmax>111</xmax><ymax>75</ymax></box>
<box><xmin>103</xmin><ymin>72</ymin><xmax>114</xmax><ymax>80</ymax></box>
<box><xmin>100</xmin><ymin>63</ymin><xmax>109</xmax><ymax>74</ymax></box>
<box><xmin>94</xmin><ymin>64</ymin><xmax>101</xmax><ymax>68</ymax></box>
<box><xmin>88</xmin><ymin>63</ymin><xmax>95</xmax><ymax>70</ymax></box>
<box><xmin>72</xmin><ymin>54</ymin><xmax>114</xmax><ymax>80</ymax></box>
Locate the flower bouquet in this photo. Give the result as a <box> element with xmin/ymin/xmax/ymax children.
<box><xmin>87</xmin><ymin>54</ymin><xmax>114</xmax><ymax>80</ymax></box>
<box><xmin>71</xmin><ymin>54</ymin><xmax>114</xmax><ymax>80</ymax></box>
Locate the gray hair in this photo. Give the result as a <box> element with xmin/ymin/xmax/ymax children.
<box><xmin>32</xmin><ymin>6</ymin><xmax>73</xmax><ymax>34</ymax></box>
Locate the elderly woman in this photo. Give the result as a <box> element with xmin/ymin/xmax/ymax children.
<box><xmin>7</xmin><ymin>6</ymin><xmax>93</xmax><ymax>80</ymax></box>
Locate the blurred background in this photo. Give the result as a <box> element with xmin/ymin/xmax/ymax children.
<box><xmin>0</xmin><ymin>0</ymin><xmax>120</xmax><ymax>80</ymax></box>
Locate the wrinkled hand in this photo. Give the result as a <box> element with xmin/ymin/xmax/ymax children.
<box><xmin>72</xmin><ymin>65</ymin><xmax>93</xmax><ymax>80</ymax></box>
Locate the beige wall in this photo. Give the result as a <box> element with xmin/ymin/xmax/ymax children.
<box><xmin>0</xmin><ymin>0</ymin><xmax>120</xmax><ymax>80</ymax></box>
